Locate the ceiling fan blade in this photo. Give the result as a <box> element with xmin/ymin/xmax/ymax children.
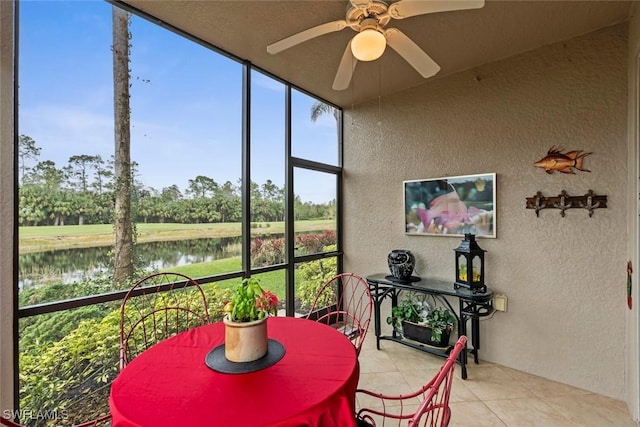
<box><xmin>349</xmin><ymin>0</ymin><xmax>372</xmax><ymax>8</ymax></box>
<box><xmin>333</xmin><ymin>41</ymin><xmax>358</xmax><ymax>91</ymax></box>
<box><xmin>388</xmin><ymin>0</ymin><xmax>484</xmax><ymax>20</ymax></box>
<box><xmin>267</xmin><ymin>20</ymin><xmax>349</xmax><ymax>55</ymax></box>
<box><xmin>385</xmin><ymin>28</ymin><xmax>441</xmax><ymax>78</ymax></box>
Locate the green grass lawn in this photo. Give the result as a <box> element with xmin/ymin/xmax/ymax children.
<box><xmin>19</xmin><ymin>220</ymin><xmax>335</xmax><ymax>253</ymax></box>
<box><xmin>19</xmin><ymin>220</ymin><xmax>334</xmax><ymax>238</ymax></box>
<box><xmin>166</xmin><ymin>256</ymin><xmax>289</xmax><ymax>300</ymax></box>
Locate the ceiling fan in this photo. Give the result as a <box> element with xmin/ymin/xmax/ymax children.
<box><xmin>266</xmin><ymin>0</ymin><xmax>485</xmax><ymax>91</ymax></box>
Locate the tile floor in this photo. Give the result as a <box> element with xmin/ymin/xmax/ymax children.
<box><xmin>356</xmin><ymin>334</ymin><xmax>638</xmax><ymax>427</ymax></box>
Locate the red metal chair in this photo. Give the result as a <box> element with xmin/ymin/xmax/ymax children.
<box><xmin>120</xmin><ymin>272</ymin><xmax>210</xmax><ymax>370</ymax></box>
<box><xmin>356</xmin><ymin>335</ymin><xmax>468</xmax><ymax>427</ymax></box>
<box><xmin>0</xmin><ymin>417</ymin><xmax>22</xmax><ymax>427</ymax></box>
<box><xmin>1</xmin><ymin>415</ymin><xmax>110</xmax><ymax>426</ymax></box>
<box><xmin>305</xmin><ymin>272</ymin><xmax>373</xmax><ymax>356</ymax></box>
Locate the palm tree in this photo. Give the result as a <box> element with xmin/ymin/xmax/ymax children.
<box><xmin>310</xmin><ymin>101</ymin><xmax>340</xmax><ymax>144</ymax></box>
<box><xmin>112</xmin><ymin>6</ymin><xmax>134</xmax><ymax>284</ymax></box>
<box><xmin>310</xmin><ymin>101</ymin><xmax>338</xmax><ymax>124</ymax></box>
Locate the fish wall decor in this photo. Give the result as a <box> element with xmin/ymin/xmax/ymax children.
<box><xmin>534</xmin><ymin>147</ymin><xmax>592</xmax><ymax>174</ymax></box>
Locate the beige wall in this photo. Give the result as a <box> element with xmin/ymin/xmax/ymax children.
<box><xmin>0</xmin><ymin>0</ymin><xmax>15</xmax><ymax>412</ymax></box>
<box><xmin>344</xmin><ymin>23</ymin><xmax>629</xmax><ymax>400</ymax></box>
<box><xmin>626</xmin><ymin>2</ymin><xmax>640</xmax><ymax>420</ymax></box>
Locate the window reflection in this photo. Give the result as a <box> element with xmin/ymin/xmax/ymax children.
<box><xmin>293</xmin><ymin>168</ymin><xmax>337</xmax><ymax>257</ymax></box>
<box><xmin>294</xmin><ymin>259</ymin><xmax>338</xmax><ymax>317</ymax></box>
<box><xmin>292</xmin><ymin>90</ymin><xmax>339</xmax><ymax>166</ymax></box>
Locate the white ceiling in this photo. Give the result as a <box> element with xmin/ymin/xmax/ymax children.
<box><xmin>120</xmin><ymin>0</ymin><xmax>631</xmax><ymax>107</ymax></box>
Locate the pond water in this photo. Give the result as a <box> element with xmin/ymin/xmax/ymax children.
<box><xmin>19</xmin><ymin>236</ymin><xmax>244</xmax><ymax>290</ymax></box>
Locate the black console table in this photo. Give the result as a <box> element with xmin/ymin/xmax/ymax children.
<box><xmin>366</xmin><ymin>273</ymin><xmax>494</xmax><ymax>379</ymax></box>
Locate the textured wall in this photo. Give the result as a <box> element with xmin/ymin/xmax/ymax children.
<box><xmin>344</xmin><ymin>23</ymin><xmax>628</xmax><ymax>399</ymax></box>
<box><xmin>626</xmin><ymin>3</ymin><xmax>639</xmax><ymax>419</ymax></box>
<box><xmin>0</xmin><ymin>0</ymin><xmax>15</xmax><ymax>410</ymax></box>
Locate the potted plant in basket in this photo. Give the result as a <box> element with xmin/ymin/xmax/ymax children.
<box><xmin>222</xmin><ymin>277</ymin><xmax>279</xmax><ymax>362</ymax></box>
<box><xmin>386</xmin><ymin>295</ymin><xmax>456</xmax><ymax>347</ymax></box>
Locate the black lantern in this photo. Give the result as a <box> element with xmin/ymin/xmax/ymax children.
<box><xmin>454</xmin><ymin>233</ymin><xmax>486</xmax><ymax>293</ymax></box>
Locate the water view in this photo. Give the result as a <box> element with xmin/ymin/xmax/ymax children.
<box><xmin>19</xmin><ymin>236</ymin><xmax>243</xmax><ymax>290</ymax></box>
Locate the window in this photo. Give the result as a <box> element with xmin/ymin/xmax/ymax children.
<box><xmin>16</xmin><ymin>1</ymin><xmax>341</xmax><ymax>419</ymax></box>
<box><xmin>294</xmin><ymin>259</ymin><xmax>339</xmax><ymax>317</ymax></box>
<box><xmin>291</xmin><ymin>89</ymin><xmax>340</xmax><ymax>166</ymax></box>
<box><xmin>250</xmin><ymin>70</ymin><xmax>285</xmax><ymax>270</ymax></box>
<box><xmin>293</xmin><ymin>168</ymin><xmax>337</xmax><ymax>257</ymax></box>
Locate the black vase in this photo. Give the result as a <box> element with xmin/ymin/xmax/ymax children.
<box><xmin>387</xmin><ymin>250</ymin><xmax>415</xmax><ymax>280</ymax></box>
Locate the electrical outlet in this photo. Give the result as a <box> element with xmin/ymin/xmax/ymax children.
<box><xmin>494</xmin><ymin>294</ymin><xmax>508</xmax><ymax>312</ymax></box>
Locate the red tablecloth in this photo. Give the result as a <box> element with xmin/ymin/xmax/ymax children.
<box><xmin>110</xmin><ymin>317</ymin><xmax>359</xmax><ymax>427</ymax></box>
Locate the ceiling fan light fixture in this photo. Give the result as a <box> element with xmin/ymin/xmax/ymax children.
<box><xmin>351</xmin><ymin>27</ymin><xmax>386</xmax><ymax>61</ymax></box>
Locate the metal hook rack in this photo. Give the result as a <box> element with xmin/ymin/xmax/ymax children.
<box><xmin>525</xmin><ymin>190</ymin><xmax>607</xmax><ymax>217</ymax></box>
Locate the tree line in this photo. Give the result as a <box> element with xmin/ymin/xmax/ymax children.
<box><xmin>18</xmin><ymin>134</ymin><xmax>335</xmax><ymax>227</ymax></box>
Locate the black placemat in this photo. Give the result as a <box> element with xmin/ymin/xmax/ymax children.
<box><xmin>205</xmin><ymin>339</ymin><xmax>285</xmax><ymax>374</ymax></box>
<box><xmin>385</xmin><ymin>275</ymin><xmax>421</xmax><ymax>283</ymax></box>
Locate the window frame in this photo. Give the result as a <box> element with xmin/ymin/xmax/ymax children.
<box><xmin>13</xmin><ymin>0</ymin><xmax>343</xmax><ymax>407</ymax></box>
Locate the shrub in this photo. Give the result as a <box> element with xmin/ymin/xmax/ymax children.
<box><xmin>295</xmin><ymin>230</ymin><xmax>336</xmax><ymax>255</ymax></box>
<box><xmin>295</xmin><ymin>244</ymin><xmax>337</xmax><ymax>313</ymax></box>
<box><xmin>250</xmin><ymin>231</ymin><xmax>336</xmax><ymax>268</ymax></box>
<box><xmin>19</xmin><ymin>281</ymin><xmax>231</xmax><ymax>426</ymax></box>
<box><xmin>251</xmin><ymin>237</ymin><xmax>285</xmax><ymax>266</ymax></box>
<box><xmin>20</xmin><ymin>308</ymin><xmax>120</xmax><ymax>426</ymax></box>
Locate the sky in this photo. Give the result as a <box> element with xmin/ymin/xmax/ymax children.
<box><xmin>18</xmin><ymin>0</ymin><xmax>339</xmax><ymax>203</ymax></box>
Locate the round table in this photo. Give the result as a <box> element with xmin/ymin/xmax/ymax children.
<box><xmin>109</xmin><ymin>316</ymin><xmax>359</xmax><ymax>427</ymax></box>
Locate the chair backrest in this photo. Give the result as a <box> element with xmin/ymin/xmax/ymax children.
<box><xmin>356</xmin><ymin>335</ymin><xmax>467</xmax><ymax>427</ymax></box>
<box><xmin>0</xmin><ymin>417</ymin><xmax>23</xmax><ymax>427</ymax></box>
<box><xmin>408</xmin><ymin>335</ymin><xmax>468</xmax><ymax>427</ymax></box>
<box><xmin>306</xmin><ymin>272</ymin><xmax>373</xmax><ymax>355</ymax></box>
<box><xmin>120</xmin><ymin>272</ymin><xmax>210</xmax><ymax>370</ymax></box>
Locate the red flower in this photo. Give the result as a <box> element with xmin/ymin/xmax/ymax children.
<box><xmin>255</xmin><ymin>290</ymin><xmax>279</xmax><ymax>314</ymax></box>
<box><xmin>264</xmin><ymin>291</ymin><xmax>278</xmax><ymax>309</ymax></box>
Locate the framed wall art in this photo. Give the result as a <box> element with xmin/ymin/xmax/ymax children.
<box><xmin>404</xmin><ymin>173</ymin><xmax>496</xmax><ymax>238</ymax></box>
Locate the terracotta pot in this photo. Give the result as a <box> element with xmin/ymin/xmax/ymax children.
<box><xmin>223</xmin><ymin>316</ymin><xmax>268</xmax><ymax>362</ymax></box>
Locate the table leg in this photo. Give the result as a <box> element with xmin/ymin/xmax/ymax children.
<box><xmin>373</xmin><ymin>285</ymin><xmax>382</xmax><ymax>351</ymax></box>
<box><xmin>390</xmin><ymin>291</ymin><xmax>399</xmax><ymax>339</ymax></box>
<box><xmin>472</xmin><ymin>318</ymin><xmax>480</xmax><ymax>364</ymax></box>
<box><xmin>458</xmin><ymin>300</ymin><xmax>468</xmax><ymax>380</ymax></box>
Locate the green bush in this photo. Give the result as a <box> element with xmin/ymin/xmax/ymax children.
<box><xmin>251</xmin><ymin>237</ymin><xmax>285</xmax><ymax>266</ymax></box>
<box><xmin>295</xmin><ymin>244</ymin><xmax>337</xmax><ymax>313</ymax></box>
<box><xmin>20</xmin><ymin>308</ymin><xmax>120</xmax><ymax>426</ymax></box>
<box><xmin>250</xmin><ymin>231</ymin><xmax>337</xmax><ymax>268</ymax></box>
<box><xmin>19</xmin><ymin>275</ymin><xmax>134</xmax><ymax>307</ymax></box>
<box><xmin>19</xmin><ymin>281</ymin><xmax>231</xmax><ymax>426</ymax></box>
<box><xmin>294</xmin><ymin>230</ymin><xmax>336</xmax><ymax>255</ymax></box>
<box><xmin>20</xmin><ymin>305</ymin><xmax>109</xmax><ymax>351</ymax></box>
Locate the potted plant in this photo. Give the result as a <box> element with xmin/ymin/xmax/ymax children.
<box><xmin>386</xmin><ymin>295</ymin><xmax>456</xmax><ymax>347</ymax></box>
<box><xmin>424</xmin><ymin>307</ymin><xmax>456</xmax><ymax>343</ymax></box>
<box><xmin>224</xmin><ymin>277</ymin><xmax>279</xmax><ymax>322</ymax></box>
<box><xmin>222</xmin><ymin>277</ymin><xmax>279</xmax><ymax>362</ymax></box>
